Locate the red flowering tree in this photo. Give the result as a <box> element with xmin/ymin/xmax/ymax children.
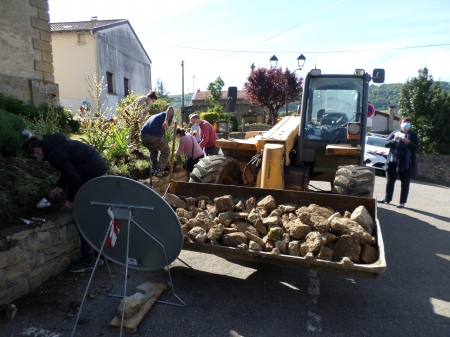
<box><xmin>244</xmin><ymin>67</ymin><xmax>303</xmax><ymax>125</ymax></box>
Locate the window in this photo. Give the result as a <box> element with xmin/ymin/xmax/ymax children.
<box><xmin>106</xmin><ymin>72</ymin><xmax>115</xmax><ymax>94</ymax></box>
<box><xmin>124</xmin><ymin>78</ymin><xmax>130</xmax><ymax>96</ymax></box>
<box><xmin>77</xmin><ymin>34</ymin><xmax>85</xmax><ymax>44</ymax></box>
<box><xmin>302</xmin><ymin>77</ymin><xmax>365</xmax><ymax>142</ymax></box>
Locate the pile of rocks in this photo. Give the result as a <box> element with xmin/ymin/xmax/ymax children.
<box><xmin>164</xmin><ymin>193</ymin><xmax>378</xmax><ymax>264</ymax></box>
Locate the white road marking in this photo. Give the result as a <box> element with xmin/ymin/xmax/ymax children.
<box><xmin>21</xmin><ymin>327</ymin><xmax>62</xmax><ymax>337</ymax></box>
<box><xmin>307</xmin><ymin>270</ymin><xmax>322</xmax><ymax>332</ymax></box>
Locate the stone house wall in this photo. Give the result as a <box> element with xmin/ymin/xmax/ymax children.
<box><xmin>416</xmin><ymin>154</ymin><xmax>450</xmax><ymax>184</ymax></box>
<box><xmin>0</xmin><ymin>0</ymin><xmax>58</xmax><ymax>105</ymax></box>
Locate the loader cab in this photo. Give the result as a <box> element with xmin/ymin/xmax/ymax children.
<box><xmin>296</xmin><ymin>68</ymin><xmax>384</xmax><ymax>182</ymax></box>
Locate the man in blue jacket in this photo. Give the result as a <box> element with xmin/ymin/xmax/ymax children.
<box><xmin>23</xmin><ymin>134</ymin><xmax>109</xmax><ymax>272</ymax></box>
<box><xmin>140</xmin><ymin>106</ymin><xmax>174</xmax><ymax>176</ymax></box>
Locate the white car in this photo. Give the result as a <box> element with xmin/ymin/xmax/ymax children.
<box><xmin>364</xmin><ymin>133</ymin><xmax>390</xmax><ymax>172</ymax></box>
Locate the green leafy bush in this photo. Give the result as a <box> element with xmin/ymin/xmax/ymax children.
<box><xmin>0</xmin><ymin>93</ymin><xmax>39</xmax><ymax>120</ymax></box>
<box><xmin>0</xmin><ymin>109</ymin><xmax>27</xmax><ymax>157</ymax></box>
<box><xmin>199</xmin><ymin>112</ymin><xmax>220</xmax><ymax>125</ymax></box>
<box><xmin>218</xmin><ymin>113</ymin><xmax>238</xmax><ymax>131</ymax></box>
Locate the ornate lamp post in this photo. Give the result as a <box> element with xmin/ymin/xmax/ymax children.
<box><xmin>270</xmin><ymin>54</ymin><xmax>306</xmax><ymax>116</ymax></box>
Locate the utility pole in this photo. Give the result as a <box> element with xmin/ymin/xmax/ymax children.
<box><xmin>181</xmin><ymin>60</ymin><xmax>184</xmax><ymax>114</ymax></box>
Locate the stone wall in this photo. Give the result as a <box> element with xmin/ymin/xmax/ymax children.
<box><xmin>0</xmin><ymin>214</ymin><xmax>79</xmax><ymax>305</ymax></box>
<box><xmin>0</xmin><ymin>0</ymin><xmax>58</xmax><ymax>105</ymax></box>
<box><xmin>416</xmin><ymin>154</ymin><xmax>450</xmax><ymax>184</ymax></box>
<box><xmin>0</xmin><ymin>172</ymin><xmax>189</xmax><ymax>305</ymax></box>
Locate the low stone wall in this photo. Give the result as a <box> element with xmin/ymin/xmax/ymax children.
<box><xmin>0</xmin><ymin>213</ymin><xmax>79</xmax><ymax>305</ymax></box>
<box><xmin>416</xmin><ymin>154</ymin><xmax>450</xmax><ymax>184</ymax></box>
<box><xmin>0</xmin><ymin>172</ymin><xmax>190</xmax><ymax>305</ymax></box>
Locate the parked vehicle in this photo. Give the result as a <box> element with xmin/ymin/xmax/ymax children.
<box><xmin>364</xmin><ymin>133</ymin><xmax>389</xmax><ymax>172</ymax></box>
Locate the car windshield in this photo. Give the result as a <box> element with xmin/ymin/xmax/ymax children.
<box><xmin>303</xmin><ymin>76</ymin><xmax>364</xmax><ymax>142</ymax></box>
<box><xmin>367</xmin><ymin>137</ymin><xmax>386</xmax><ymax>147</ymax></box>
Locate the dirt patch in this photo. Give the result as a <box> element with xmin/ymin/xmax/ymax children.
<box><xmin>0</xmin><ymin>157</ymin><xmax>65</xmax><ymax>228</ymax></box>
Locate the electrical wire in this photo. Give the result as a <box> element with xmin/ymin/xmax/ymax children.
<box><xmin>102</xmin><ymin>33</ymin><xmax>450</xmax><ymax>55</ymax></box>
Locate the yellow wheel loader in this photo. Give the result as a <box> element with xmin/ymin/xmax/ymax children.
<box><xmin>189</xmin><ymin>68</ymin><xmax>386</xmax><ymax>197</ymax></box>
<box><xmin>173</xmin><ymin>68</ymin><xmax>387</xmax><ymax>279</ymax></box>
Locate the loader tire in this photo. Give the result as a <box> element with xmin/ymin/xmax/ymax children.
<box><xmin>189</xmin><ymin>156</ymin><xmax>243</xmax><ymax>185</ymax></box>
<box><xmin>332</xmin><ymin>165</ymin><xmax>375</xmax><ymax>197</ymax></box>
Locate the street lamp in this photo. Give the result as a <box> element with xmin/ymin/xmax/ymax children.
<box><xmin>270</xmin><ymin>55</ymin><xmax>278</xmax><ymax>69</ymax></box>
<box><xmin>269</xmin><ymin>54</ymin><xmax>306</xmax><ymax>116</ymax></box>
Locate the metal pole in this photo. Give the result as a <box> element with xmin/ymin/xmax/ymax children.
<box><xmin>181</xmin><ymin>61</ymin><xmax>184</xmax><ymax>113</ymax></box>
<box><xmin>285</xmin><ymin>67</ymin><xmax>289</xmax><ymax>117</ymax></box>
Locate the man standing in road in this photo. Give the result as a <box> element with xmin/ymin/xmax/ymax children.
<box><xmin>378</xmin><ymin>117</ymin><xmax>420</xmax><ymax>208</ymax></box>
<box><xmin>23</xmin><ymin>134</ymin><xmax>109</xmax><ymax>272</ymax></box>
<box><xmin>141</xmin><ymin>106</ymin><xmax>174</xmax><ymax>177</ymax></box>
<box><xmin>189</xmin><ymin>114</ymin><xmax>219</xmax><ymax>155</ymax></box>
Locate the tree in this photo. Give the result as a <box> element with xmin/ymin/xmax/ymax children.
<box><xmin>205</xmin><ymin>76</ymin><xmax>225</xmax><ymax>111</ymax></box>
<box><xmin>155</xmin><ymin>78</ymin><xmax>171</xmax><ymax>102</ymax></box>
<box><xmin>244</xmin><ymin>67</ymin><xmax>303</xmax><ymax>125</ymax></box>
<box><xmin>398</xmin><ymin>67</ymin><xmax>450</xmax><ymax>154</ymax></box>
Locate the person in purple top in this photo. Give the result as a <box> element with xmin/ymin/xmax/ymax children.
<box><xmin>174</xmin><ymin>128</ymin><xmax>204</xmax><ymax>172</ymax></box>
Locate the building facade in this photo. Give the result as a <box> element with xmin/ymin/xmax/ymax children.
<box><xmin>187</xmin><ymin>89</ymin><xmax>265</xmax><ymax>125</ymax></box>
<box><xmin>0</xmin><ymin>0</ymin><xmax>58</xmax><ymax>105</ymax></box>
<box><xmin>51</xmin><ymin>19</ymin><xmax>152</xmax><ymax>115</ymax></box>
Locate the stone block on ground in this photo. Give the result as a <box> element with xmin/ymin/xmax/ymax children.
<box><xmin>214</xmin><ymin>195</ymin><xmax>234</xmax><ymax>212</ymax></box>
<box><xmin>221</xmin><ymin>232</ymin><xmax>247</xmax><ymax>247</ymax></box>
<box><xmin>326</xmin><ymin>234</ymin><xmax>361</xmax><ymax>263</ymax></box>
<box><xmin>351</xmin><ymin>206</ymin><xmax>375</xmax><ymax>234</ymax></box>
<box><xmin>257</xmin><ymin>195</ymin><xmax>277</xmax><ymax>212</ymax></box>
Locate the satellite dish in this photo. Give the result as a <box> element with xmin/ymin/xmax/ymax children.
<box><xmin>73</xmin><ymin>176</ymin><xmax>183</xmax><ymax>270</ymax></box>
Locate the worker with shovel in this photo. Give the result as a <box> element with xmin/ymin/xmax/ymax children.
<box><xmin>23</xmin><ymin>134</ymin><xmax>108</xmax><ymax>272</ymax></box>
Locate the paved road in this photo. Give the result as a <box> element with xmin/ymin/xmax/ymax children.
<box><xmin>2</xmin><ymin>176</ymin><xmax>450</xmax><ymax>337</ymax></box>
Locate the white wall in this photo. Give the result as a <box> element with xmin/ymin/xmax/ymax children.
<box><xmin>96</xmin><ymin>24</ymin><xmax>152</xmax><ymax>115</ymax></box>
<box><xmin>52</xmin><ymin>31</ymin><xmax>96</xmax><ymax>114</ymax></box>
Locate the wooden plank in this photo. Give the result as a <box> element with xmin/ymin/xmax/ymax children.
<box><xmin>326</xmin><ymin>144</ymin><xmax>362</xmax><ymax>156</ymax></box>
<box><xmin>109</xmin><ymin>282</ymin><xmax>167</xmax><ymax>334</ymax></box>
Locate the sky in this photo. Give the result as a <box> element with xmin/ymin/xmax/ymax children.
<box><xmin>48</xmin><ymin>0</ymin><xmax>450</xmax><ymax>95</ymax></box>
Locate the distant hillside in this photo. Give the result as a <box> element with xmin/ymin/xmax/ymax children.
<box><xmin>167</xmin><ymin>93</ymin><xmax>193</xmax><ymax>109</ymax></box>
<box><xmin>369</xmin><ymin>82</ymin><xmax>450</xmax><ymax>110</ymax></box>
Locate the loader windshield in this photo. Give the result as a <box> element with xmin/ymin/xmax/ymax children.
<box><xmin>303</xmin><ymin>76</ymin><xmax>364</xmax><ymax>142</ymax></box>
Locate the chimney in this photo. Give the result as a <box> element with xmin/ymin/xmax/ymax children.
<box><xmin>388</xmin><ymin>101</ymin><xmax>396</xmax><ymax>132</ymax></box>
<box><xmin>91</xmin><ymin>16</ymin><xmax>98</xmax><ymax>21</ymax></box>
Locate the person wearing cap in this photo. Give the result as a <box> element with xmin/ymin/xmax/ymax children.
<box><xmin>189</xmin><ymin>114</ymin><xmax>219</xmax><ymax>155</ymax></box>
<box><xmin>23</xmin><ymin>134</ymin><xmax>108</xmax><ymax>272</ymax></box>
<box><xmin>141</xmin><ymin>106</ymin><xmax>174</xmax><ymax>176</ymax></box>
<box><xmin>378</xmin><ymin>117</ymin><xmax>420</xmax><ymax>208</ymax></box>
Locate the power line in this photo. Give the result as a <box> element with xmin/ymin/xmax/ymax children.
<box><xmin>221</xmin><ymin>0</ymin><xmax>346</xmax><ymax>59</ymax></box>
<box><xmin>97</xmin><ymin>33</ymin><xmax>450</xmax><ymax>56</ymax></box>
<box><xmin>149</xmin><ymin>42</ymin><xmax>450</xmax><ymax>54</ymax></box>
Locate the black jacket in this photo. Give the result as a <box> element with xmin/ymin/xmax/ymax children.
<box><xmin>42</xmin><ymin>134</ymin><xmax>109</xmax><ymax>202</ymax></box>
<box><xmin>385</xmin><ymin>128</ymin><xmax>420</xmax><ymax>177</ymax></box>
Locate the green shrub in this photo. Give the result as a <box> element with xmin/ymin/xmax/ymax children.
<box><xmin>0</xmin><ymin>109</ymin><xmax>27</xmax><ymax>157</ymax></box>
<box><xmin>199</xmin><ymin>112</ymin><xmax>220</xmax><ymax>125</ymax></box>
<box><xmin>0</xmin><ymin>93</ymin><xmax>39</xmax><ymax>120</ymax></box>
<box><xmin>218</xmin><ymin>113</ymin><xmax>238</xmax><ymax>131</ymax></box>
